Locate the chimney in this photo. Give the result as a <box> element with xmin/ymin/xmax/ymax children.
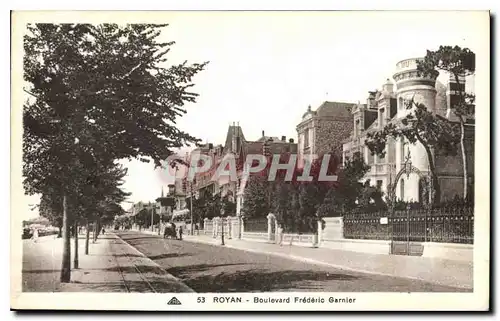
<box><xmin>382</xmin><ymin>78</ymin><xmax>393</xmax><ymax>93</ymax></box>
<box><xmin>289</xmin><ymin>138</ymin><xmax>294</xmax><ymax>143</ymax></box>
<box><xmin>281</xmin><ymin>136</ymin><xmax>286</xmax><ymax>142</ymax></box>
<box><xmin>262</xmin><ymin>130</ymin><xmax>265</xmax><ymax>137</ymax></box>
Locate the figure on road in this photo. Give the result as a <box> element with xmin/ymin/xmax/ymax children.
<box><xmin>178</xmin><ymin>225</ymin><xmax>183</xmax><ymax>240</ymax></box>
<box><xmin>31</xmin><ymin>228</ymin><xmax>39</xmax><ymax>243</ymax></box>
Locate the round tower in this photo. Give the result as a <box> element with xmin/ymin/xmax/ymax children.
<box><xmin>392</xmin><ymin>58</ymin><xmax>438</xmax><ymax>202</ymax></box>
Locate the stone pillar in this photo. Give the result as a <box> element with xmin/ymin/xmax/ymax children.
<box><xmin>240</xmin><ymin>216</ymin><xmax>244</xmax><ymax>239</ymax></box>
<box><xmin>213</xmin><ymin>217</ymin><xmax>218</xmax><ymax>238</ymax></box>
<box><xmin>274</xmin><ymin>219</ymin><xmax>280</xmax><ymax>244</ymax></box>
<box><xmin>339</xmin><ymin>217</ymin><xmax>344</xmax><ymax>239</ymax></box>
<box><xmin>204</xmin><ymin>218</ymin><xmax>209</xmax><ymax>235</ymax></box>
<box><xmin>314</xmin><ymin>220</ymin><xmax>322</xmax><ymax>248</ymax></box>
<box><xmin>267</xmin><ymin>213</ymin><xmax>275</xmax><ymax>242</ymax></box>
<box><xmin>227</xmin><ymin>216</ymin><xmax>232</xmax><ymax>239</ymax></box>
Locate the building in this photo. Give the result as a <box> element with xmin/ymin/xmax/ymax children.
<box><xmin>181</xmin><ymin>123</ymin><xmax>297</xmax><ymax>217</ymax></box>
<box><xmin>296</xmin><ymin>101</ymin><xmax>354</xmax><ymax>167</ymax></box>
<box><xmin>342</xmin><ymin>57</ymin><xmax>475</xmax><ymax>203</ymax></box>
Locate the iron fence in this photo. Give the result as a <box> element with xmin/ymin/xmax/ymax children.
<box><xmin>344</xmin><ymin>207</ymin><xmax>474</xmax><ymax>244</ymax></box>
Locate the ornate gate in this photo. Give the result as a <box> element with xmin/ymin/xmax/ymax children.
<box><xmin>386</xmin><ymin>155</ymin><xmax>432</xmax><ymax>256</ymax></box>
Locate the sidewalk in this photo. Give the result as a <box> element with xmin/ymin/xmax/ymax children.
<box><xmin>181</xmin><ymin>233</ymin><xmax>474</xmax><ymax>290</ymax></box>
<box><xmin>22</xmin><ymin>233</ymin><xmax>193</xmax><ymax>293</ymax></box>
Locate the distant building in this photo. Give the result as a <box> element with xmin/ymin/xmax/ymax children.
<box><xmin>342</xmin><ymin>57</ymin><xmax>475</xmax><ymax>202</ymax></box>
<box><xmin>181</xmin><ymin>123</ymin><xmax>297</xmax><ymax>217</ymax></box>
<box><xmin>296</xmin><ymin>101</ymin><xmax>354</xmax><ymax>166</ymax></box>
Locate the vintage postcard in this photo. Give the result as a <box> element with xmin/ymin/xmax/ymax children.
<box><xmin>10</xmin><ymin>10</ymin><xmax>490</xmax><ymax>311</ymax></box>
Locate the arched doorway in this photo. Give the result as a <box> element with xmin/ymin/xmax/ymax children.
<box><xmin>387</xmin><ymin>164</ymin><xmax>431</xmax><ymax>256</ymax></box>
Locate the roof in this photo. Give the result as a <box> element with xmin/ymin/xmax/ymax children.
<box><xmin>315</xmin><ymin>101</ymin><xmax>355</xmax><ymax>120</ymax></box>
<box><xmin>223</xmin><ymin>125</ymin><xmax>246</xmax><ymax>153</ymax></box>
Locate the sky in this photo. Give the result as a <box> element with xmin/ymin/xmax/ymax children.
<box><xmin>21</xmin><ymin>11</ymin><xmax>486</xmax><ymax>219</ymax></box>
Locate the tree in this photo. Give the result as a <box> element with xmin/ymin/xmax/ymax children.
<box><xmin>23</xmin><ymin>23</ymin><xmax>207</xmax><ymax>282</ymax></box>
<box><xmin>39</xmin><ymin>193</ymin><xmax>63</xmax><ymax>237</ymax></box>
<box><xmin>365</xmin><ymin>99</ymin><xmax>459</xmax><ymax>205</ymax></box>
<box><xmin>417</xmin><ymin>46</ymin><xmax>475</xmax><ymax>200</ymax></box>
<box><xmin>242</xmin><ymin>175</ymin><xmax>272</xmax><ymax>219</ymax></box>
<box><xmin>317</xmin><ymin>153</ymin><xmax>370</xmax><ymax>215</ymax></box>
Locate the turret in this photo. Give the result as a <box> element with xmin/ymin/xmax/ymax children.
<box><xmin>393</xmin><ymin>58</ymin><xmax>438</xmax><ymax>116</ymax></box>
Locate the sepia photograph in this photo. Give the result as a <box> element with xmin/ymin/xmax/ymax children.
<box><xmin>10</xmin><ymin>10</ymin><xmax>490</xmax><ymax>311</ymax></box>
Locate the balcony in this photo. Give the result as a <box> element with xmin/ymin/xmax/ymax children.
<box><xmin>369</xmin><ymin>163</ymin><xmax>396</xmax><ymax>175</ymax></box>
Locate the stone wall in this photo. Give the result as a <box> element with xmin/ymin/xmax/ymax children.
<box><xmin>314</xmin><ymin>118</ymin><xmax>353</xmax><ymax>157</ymax></box>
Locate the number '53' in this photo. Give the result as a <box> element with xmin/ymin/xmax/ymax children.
<box><xmin>197</xmin><ymin>297</ymin><xmax>206</xmax><ymax>303</ymax></box>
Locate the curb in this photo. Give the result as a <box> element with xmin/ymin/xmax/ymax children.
<box><xmin>183</xmin><ymin>236</ymin><xmax>473</xmax><ymax>290</ymax></box>
<box><xmin>111</xmin><ymin>233</ymin><xmax>195</xmax><ymax>293</ymax></box>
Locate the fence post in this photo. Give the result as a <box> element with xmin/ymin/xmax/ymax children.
<box><xmin>227</xmin><ymin>216</ymin><xmax>232</xmax><ymax>239</ymax></box>
<box><xmin>267</xmin><ymin>213</ymin><xmax>274</xmax><ymax>242</ymax></box>
<box><xmin>213</xmin><ymin>217</ymin><xmax>218</xmax><ymax>238</ymax></box>
<box><xmin>203</xmin><ymin>218</ymin><xmax>209</xmax><ymax>235</ymax></box>
<box><xmin>239</xmin><ymin>216</ymin><xmax>244</xmax><ymax>239</ymax></box>
<box><xmin>406</xmin><ymin>205</ymin><xmax>410</xmax><ymax>255</ymax></box>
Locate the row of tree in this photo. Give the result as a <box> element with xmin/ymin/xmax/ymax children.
<box><xmin>242</xmin><ymin>152</ymin><xmax>380</xmax><ymax>233</ymax></box>
<box><xmin>23</xmin><ymin>23</ymin><xmax>207</xmax><ymax>282</ymax></box>
<box><xmin>188</xmin><ymin>189</ymin><xmax>236</xmax><ymax>225</ymax></box>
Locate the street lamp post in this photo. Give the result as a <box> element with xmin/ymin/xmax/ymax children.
<box><xmin>150</xmin><ymin>204</ymin><xmax>154</xmax><ymax>232</ymax></box>
<box><xmin>190</xmin><ymin>180</ymin><xmax>194</xmax><ymax>235</ymax></box>
<box><xmin>220</xmin><ymin>205</ymin><xmax>225</xmax><ymax>246</ymax></box>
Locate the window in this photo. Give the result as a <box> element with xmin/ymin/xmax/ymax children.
<box><xmin>304</xmin><ymin>129</ymin><xmax>310</xmax><ymax>148</ymax></box>
<box><xmin>376</xmin><ymin>180</ymin><xmax>383</xmax><ymax>190</ymax></box>
<box><xmin>400</xmin><ymin>179</ymin><xmax>405</xmax><ymax>200</ymax></box>
<box><xmin>400</xmin><ymin>138</ymin><xmax>406</xmax><ymax>161</ymax></box>
<box><xmin>379</xmin><ymin>108</ymin><xmax>385</xmax><ymax>127</ymax></box>
<box><xmin>366</xmin><ymin>147</ymin><xmax>374</xmax><ymax>164</ymax></box>
<box><xmin>399</xmin><ymin>97</ymin><xmax>404</xmax><ymax>110</ymax></box>
<box><xmin>355</xmin><ymin>119</ymin><xmax>360</xmax><ymax>137</ymax></box>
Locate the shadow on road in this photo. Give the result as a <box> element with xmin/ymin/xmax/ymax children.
<box><xmin>148</xmin><ymin>253</ymin><xmax>192</xmax><ymax>260</ymax></box>
<box><xmin>173</xmin><ymin>267</ymin><xmax>359</xmax><ymax>292</ymax></box>
<box><xmin>100</xmin><ymin>265</ymin><xmax>166</xmax><ymax>275</ymax></box>
<box><xmin>167</xmin><ymin>263</ymin><xmax>249</xmax><ymax>276</ymax></box>
<box><xmin>22</xmin><ymin>269</ymin><xmax>60</xmax><ymax>274</ymax></box>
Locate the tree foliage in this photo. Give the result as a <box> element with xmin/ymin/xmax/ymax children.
<box><xmin>23</xmin><ymin>23</ymin><xmax>207</xmax><ymax>279</ymax></box>
<box><xmin>417</xmin><ymin>45</ymin><xmax>475</xmax><ymax>199</ymax></box>
<box><xmin>365</xmin><ymin>97</ymin><xmax>460</xmax><ymax>204</ymax></box>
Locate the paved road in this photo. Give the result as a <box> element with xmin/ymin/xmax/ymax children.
<box><xmin>115</xmin><ymin>231</ymin><xmax>469</xmax><ymax>292</ymax></box>
<box><xmin>22</xmin><ymin>236</ymin><xmax>62</xmax><ymax>292</ymax></box>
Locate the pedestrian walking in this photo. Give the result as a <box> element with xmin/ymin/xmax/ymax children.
<box><xmin>178</xmin><ymin>225</ymin><xmax>183</xmax><ymax>240</ymax></box>
<box><xmin>278</xmin><ymin>226</ymin><xmax>284</xmax><ymax>247</ymax></box>
<box><xmin>101</xmin><ymin>227</ymin><xmax>105</xmax><ymax>235</ymax></box>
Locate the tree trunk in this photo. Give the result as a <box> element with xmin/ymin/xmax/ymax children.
<box><xmin>459</xmin><ymin>117</ymin><xmax>468</xmax><ymax>199</ymax></box>
<box><xmin>453</xmin><ymin>73</ymin><xmax>469</xmax><ymax>200</ymax></box>
<box><xmin>73</xmin><ymin>221</ymin><xmax>79</xmax><ymax>269</ymax></box>
<box><xmin>85</xmin><ymin>221</ymin><xmax>90</xmax><ymax>255</ymax></box>
<box><xmin>60</xmin><ymin>194</ymin><xmax>71</xmax><ymax>283</ymax></box>
<box><xmin>417</xmin><ymin>135</ymin><xmax>441</xmax><ymax>205</ymax></box>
